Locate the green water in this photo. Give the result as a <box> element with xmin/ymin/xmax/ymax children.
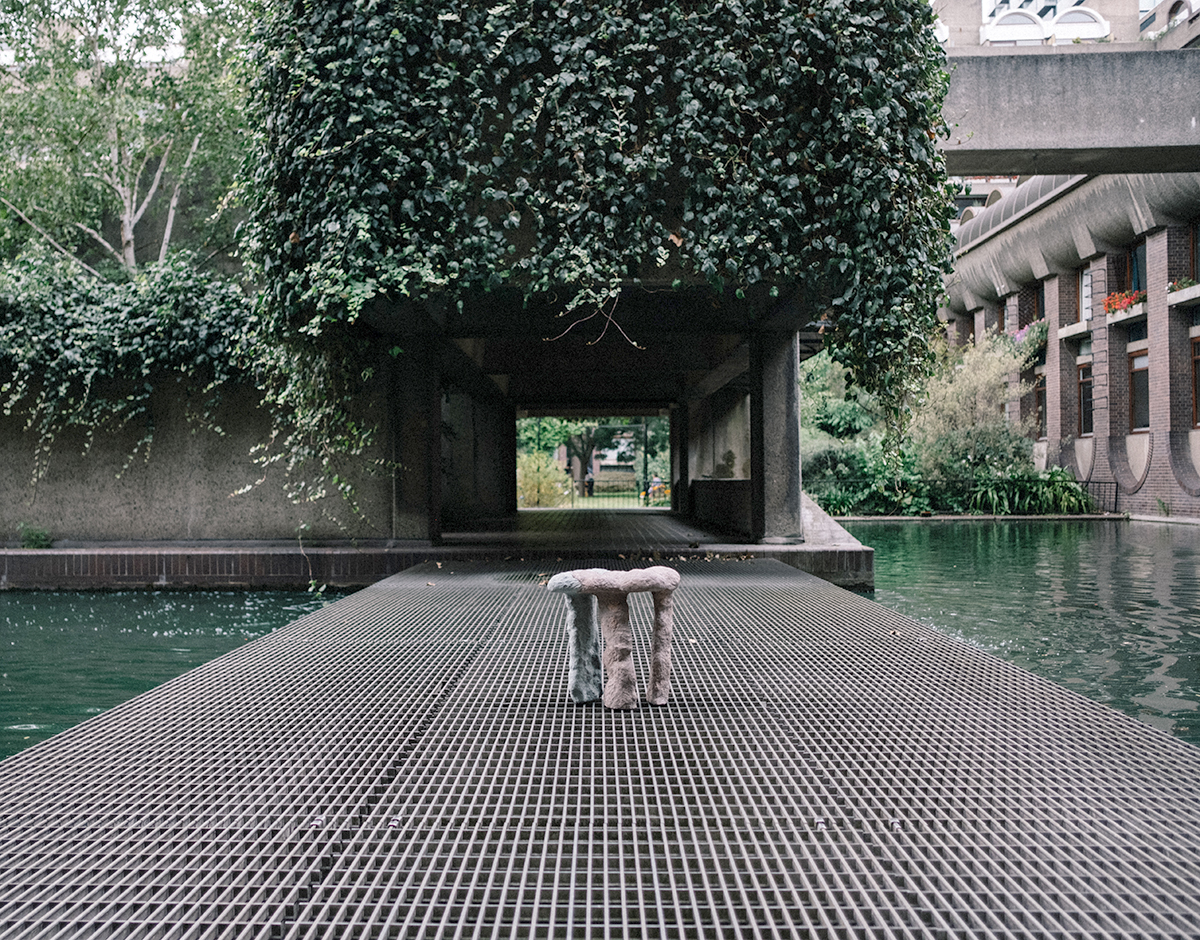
<box><xmin>845</xmin><ymin>519</ymin><xmax>1200</xmax><ymax>748</ymax></box>
<box><xmin>0</xmin><ymin>591</ymin><xmax>341</xmax><ymax>760</ymax></box>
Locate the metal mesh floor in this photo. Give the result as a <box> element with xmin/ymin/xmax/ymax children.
<box><xmin>3</xmin><ymin>559</ymin><xmax>1200</xmax><ymax>939</ymax></box>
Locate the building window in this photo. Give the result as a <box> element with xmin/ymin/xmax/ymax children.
<box><xmin>1194</xmin><ymin>339</ymin><xmax>1200</xmax><ymax>428</ymax></box>
<box><xmin>1079</xmin><ymin>363</ymin><xmax>1093</xmax><ymax>436</ymax></box>
<box><xmin>1130</xmin><ymin>353</ymin><xmax>1150</xmax><ymax>431</ymax></box>
<box><xmin>1053</xmin><ymin>7</ymin><xmax>1110</xmax><ymax>42</ymax></box>
<box><xmin>1130</xmin><ymin>240</ymin><xmax>1148</xmax><ymax>293</ymax></box>
<box><xmin>1185</xmin><ymin>222</ymin><xmax>1195</xmax><ymax>280</ymax></box>
<box><xmin>1035</xmin><ymin>374</ymin><xmax>1047</xmax><ymax>440</ymax></box>
<box><xmin>985</xmin><ymin>11</ymin><xmax>1046</xmax><ymax>44</ymax></box>
<box><xmin>1127</xmin><ymin>320</ymin><xmax>1149</xmax><ymax>343</ymax></box>
<box><xmin>1077</xmin><ymin>266</ymin><xmax>1093</xmax><ymax>323</ymax></box>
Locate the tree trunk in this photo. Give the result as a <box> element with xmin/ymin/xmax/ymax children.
<box><xmin>159</xmin><ymin>134</ymin><xmax>201</xmax><ymax>264</ymax></box>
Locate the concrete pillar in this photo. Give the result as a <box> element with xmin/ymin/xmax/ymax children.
<box><xmin>1088</xmin><ymin>256</ymin><xmax>1114</xmax><ymax>484</ymax></box>
<box><xmin>388</xmin><ymin>340</ymin><xmax>442</xmax><ymax>541</ymax></box>
<box><xmin>671</xmin><ymin>402</ymin><xmax>690</xmax><ymax>515</ymax></box>
<box><xmin>1047</xmin><ymin>274</ymin><xmax>1077</xmax><ymax>468</ymax></box>
<box><xmin>750</xmin><ymin>331</ymin><xmax>803</xmax><ymax>544</ymax></box>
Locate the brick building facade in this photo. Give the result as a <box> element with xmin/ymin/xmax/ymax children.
<box><xmin>944</xmin><ymin>174</ymin><xmax>1200</xmax><ymax>519</ymax></box>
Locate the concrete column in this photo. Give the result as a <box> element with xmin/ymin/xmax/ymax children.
<box><xmin>1044</xmin><ymin>275</ymin><xmax>1063</xmax><ymax>465</ymax></box>
<box><xmin>750</xmin><ymin>331</ymin><xmax>803</xmax><ymax>544</ymax></box>
<box><xmin>388</xmin><ymin>340</ymin><xmax>442</xmax><ymax>542</ymax></box>
<box><xmin>1088</xmin><ymin>256</ymin><xmax>1115</xmax><ymax>484</ymax></box>
<box><xmin>671</xmin><ymin>402</ymin><xmax>690</xmax><ymax>515</ymax></box>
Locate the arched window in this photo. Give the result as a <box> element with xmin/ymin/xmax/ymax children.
<box><xmin>1169</xmin><ymin>2</ymin><xmax>1190</xmax><ymax>28</ymax></box>
<box><xmin>1052</xmin><ymin>7</ymin><xmax>1110</xmax><ymax>42</ymax></box>
<box><xmin>983</xmin><ymin>11</ymin><xmax>1046</xmax><ymax>45</ymax></box>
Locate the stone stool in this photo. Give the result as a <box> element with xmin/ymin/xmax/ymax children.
<box><xmin>547</xmin><ymin>566</ymin><xmax>681</xmax><ymax>709</ymax></box>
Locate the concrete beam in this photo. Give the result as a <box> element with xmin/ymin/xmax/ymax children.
<box><xmin>942</xmin><ymin>49</ymin><xmax>1200</xmax><ymax>176</ymax></box>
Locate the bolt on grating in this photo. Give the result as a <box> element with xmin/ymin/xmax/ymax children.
<box><xmin>2</xmin><ymin>560</ymin><xmax>1200</xmax><ymax>939</ymax></box>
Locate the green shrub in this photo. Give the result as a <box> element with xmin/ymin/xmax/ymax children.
<box><xmin>517</xmin><ymin>452</ymin><xmax>569</xmax><ymax>508</ymax></box>
<box><xmin>17</xmin><ymin>522</ymin><xmax>51</xmax><ymax>548</ymax></box>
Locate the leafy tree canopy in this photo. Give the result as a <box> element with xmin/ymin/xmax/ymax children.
<box><xmin>246</xmin><ymin>0</ymin><xmax>955</xmax><ymax>452</ymax></box>
<box><xmin>518</xmin><ymin>415</ymin><xmax>668</xmax><ymax>476</ymax></box>
<box><xmin>0</xmin><ymin>0</ymin><xmax>248</xmax><ymax>272</ymax></box>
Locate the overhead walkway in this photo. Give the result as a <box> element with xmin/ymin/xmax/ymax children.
<box><xmin>3</xmin><ymin>559</ymin><xmax>1199</xmax><ymax>938</ymax></box>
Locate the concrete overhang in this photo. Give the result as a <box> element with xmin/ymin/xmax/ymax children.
<box><xmin>945</xmin><ymin>172</ymin><xmax>1200</xmax><ymax>315</ymax></box>
<box><xmin>942</xmin><ymin>48</ymin><xmax>1200</xmax><ymax>175</ymax></box>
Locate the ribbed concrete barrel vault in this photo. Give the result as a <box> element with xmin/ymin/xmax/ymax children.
<box><xmin>946</xmin><ymin>173</ymin><xmax>1200</xmax><ymax>314</ymax></box>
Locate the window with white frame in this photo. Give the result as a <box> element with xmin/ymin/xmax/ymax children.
<box><xmin>1052</xmin><ymin>7</ymin><xmax>1110</xmax><ymax>42</ymax></box>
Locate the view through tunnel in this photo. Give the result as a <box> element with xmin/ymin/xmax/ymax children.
<box><xmin>515</xmin><ymin>415</ymin><xmax>672</xmax><ymax>510</ymax></box>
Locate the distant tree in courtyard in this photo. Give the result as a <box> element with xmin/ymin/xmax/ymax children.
<box><xmin>910</xmin><ymin>334</ymin><xmax>1035</xmax><ymax>480</ymax></box>
<box><xmin>516</xmin><ymin>451</ymin><xmax>569</xmax><ymax>508</ymax></box>
<box><xmin>517</xmin><ymin>415</ymin><xmax>668</xmax><ymax>483</ymax></box>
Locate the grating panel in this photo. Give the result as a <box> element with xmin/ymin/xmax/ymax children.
<box><xmin>2</xmin><ymin>560</ymin><xmax>1200</xmax><ymax>939</ymax></box>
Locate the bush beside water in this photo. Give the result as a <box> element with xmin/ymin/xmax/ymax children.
<box><xmin>801</xmin><ymin>332</ymin><xmax>1093</xmax><ymax>517</ymax></box>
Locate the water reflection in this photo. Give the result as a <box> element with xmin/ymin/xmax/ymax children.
<box><xmin>846</xmin><ymin>520</ymin><xmax>1200</xmax><ymax>747</ymax></box>
<box><xmin>0</xmin><ymin>591</ymin><xmax>340</xmax><ymax>760</ymax></box>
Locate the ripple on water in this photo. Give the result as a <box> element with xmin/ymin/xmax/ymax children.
<box><xmin>0</xmin><ymin>590</ymin><xmax>341</xmax><ymax>760</ymax></box>
<box><xmin>846</xmin><ymin>519</ymin><xmax>1200</xmax><ymax>749</ymax></box>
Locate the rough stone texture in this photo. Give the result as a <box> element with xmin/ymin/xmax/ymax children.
<box><xmin>561</xmin><ymin>591</ymin><xmax>602</xmax><ymax>705</ymax></box>
<box><xmin>547</xmin><ymin>566</ymin><xmax>681</xmax><ymax>709</ymax></box>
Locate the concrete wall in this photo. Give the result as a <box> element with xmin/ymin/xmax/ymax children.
<box><xmin>0</xmin><ymin>383</ymin><xmax>394</xmax><ymax>543</ymax></box>
<box><xmin>441</xmin><ymin>388</ymin><xmax>516</xmax><ymax>528</ymax></box>
<box><xmin>942</xmin><ymin>49</ymin><xmax>1200</xmax><ymax>174</ymax></box>
<box><xmin>687</xmin><ymin>387</ymin><xmax>751</xmax><ymax>482</ymax></box>
<box><xmin>690</xmin><ymin>480</ymin><xmax>753</xmax><ymax>539</ymax></box>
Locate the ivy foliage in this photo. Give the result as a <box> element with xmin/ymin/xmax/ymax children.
<box><xmin>0</xmin><ymin>247</ymin><xmax>249</xmax><ymax>480</ymax></box>
<box><xmin>246</xmin><ymin>0</ymin><xmax>955</xmax><ymax>454</ymax></box>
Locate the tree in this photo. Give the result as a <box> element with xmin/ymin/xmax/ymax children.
<box><xmin>800</xmin><ymin>350</ymin><xmax>877</xmax><ymax>440</ymax></box>
<box><xmin>909</xmin><ymin>333</ymin><xmax>1035</xmax><ymax>479</ymax></box>
<box><xmin>0</xmin><ymin>0</ymin><xmax>247</xmax><ymax>272</ymax></box>
<box><xmin>517</xmin><ymin>416</ymin><xmax>626</xmax><ymax>477</ymax></box>
<box><xmin>516</xmin><ymin>451</ymin><xmax>568</xmax><ymax>508</ymax></box>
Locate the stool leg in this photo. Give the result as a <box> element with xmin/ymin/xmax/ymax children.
<box><xmin>646</xmin><ymin>588</ymin><xmax>675</xmax><ymax>705</ymax></box>
<box><xmin>597</xmin><ymin>591</ymin><xmax>638</xmax><ymax>709</ymax></box>
<box><xmin>564</xmin><ymin>593</ymin><xmax>602</xmax><ymax>704</ymax></box>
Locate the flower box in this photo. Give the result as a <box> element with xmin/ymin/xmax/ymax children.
<box><xmin>1107</xmin><ymin>302</ymin><xmax>1146</xmax><ymax>326</ymax></box>
<box><xmin>1167</xmin><ymin>282</ymin><xmax>1200</xmax><ymax>308</ymax></box>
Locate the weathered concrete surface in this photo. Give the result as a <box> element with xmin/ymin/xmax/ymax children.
<box><xmin>0</xmin><ymin>504</ymin><xmax>875</xmax><ymax>591</ymax></box>
<box><xmin>943</xmin><ymin>49</ymin><xmax>1200</xmax><ymax>175</ymax></box>
<box><xmin>0</xmin><ymin>385</ymin><xmax>393</xmax><ymax>543</ymax></box>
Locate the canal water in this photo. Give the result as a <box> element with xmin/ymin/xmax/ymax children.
<box><xmin>1</xmin><ymin>590</ymin><xmax>339</xmax><ymax>760</ymax></box>
<box><xmin>845</xmin><ymin>519</ymin><xmax>1200</xmax><ymax>749</ymax></box>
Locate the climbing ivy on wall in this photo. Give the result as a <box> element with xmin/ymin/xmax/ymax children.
<box><xmin>245</xmin><ymin>0</ymin><xmax>955</xmax><ymax>460</ymax></box>
<box><xmin>0</xmin><ymin>247</ymin><xmax>249</xmax><ymax>481</ymax></box>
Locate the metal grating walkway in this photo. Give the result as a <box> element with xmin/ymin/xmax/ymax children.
<box><xmin>2</xmin><ymin>559</ymin><xmax>1200</xmax><ymax>938</ymax></box>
